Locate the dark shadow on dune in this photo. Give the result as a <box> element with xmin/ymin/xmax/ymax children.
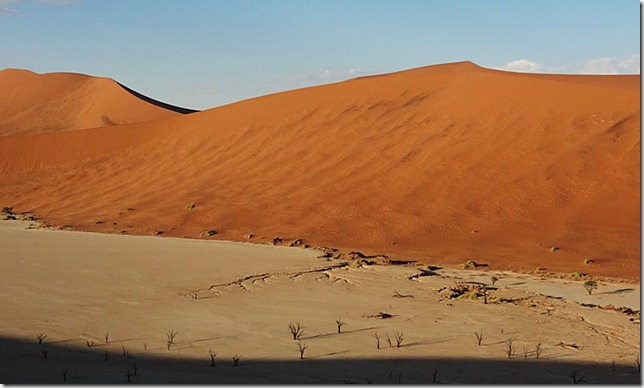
<box><xmin>116</xmin><ymin>82</ymin><xmax>200</xmax><ymax>114</ymax></box>
<box><xmin>0</xmin><ymin>335</ymin><xmax>639</xmax><ymax>384</ymax></box>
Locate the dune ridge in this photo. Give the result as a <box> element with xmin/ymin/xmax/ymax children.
<box><xmin>0</xmin><ymin>68</ymin><xmax>189</xmax><ymax>136</ymax></box>
<box><xmin>0</xmin><ymin>61</ymin><xmax>639</xmax><ymax>279</ymax></box>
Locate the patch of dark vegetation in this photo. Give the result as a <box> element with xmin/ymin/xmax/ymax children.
<box><xmin>392</xmin><ymin>290</ymin><xmax>414</xmax><ymax>298</ymax></box>
<box><xmin>289</xmin><ymin>238</ymin><xmax>304</xmax><ymax>247</ymax></box>
<box><xmin>0</xmin><ymin>206</ymin><xmax>15</xmax><ymax>220</ymax></box>
<box><xmin>599</xmin><ymin>304</ymin><xmax>640</xmax><ymax>323</ymax></box>
<box><xmin>313</xmin><ymin>246</ymin><xmax>339</xmax><ymax>258</ymax></box>
<box><xmin>438</xmin><ymin>282</ymin><xmax>490</xmax><ymax>299</ymax></box>
<box><xmin>409</xmin><ymin>265</ymin><xmax>442</xmax><ymax>280</ymax></box>
<box><xmin>387</xmin><ymin>259</ymin><xmax>416</xmax><ymax>265</ymax></box>
<box><xmin>1</xmin><ymin>207</ymin><xmax>41</xmax><ymax>222</ymax></box>
<box><xmin>272</xmin><ymin>237</ymin><xmax>284</xmax><ymax>245</ymax></box>
<box><xmin>459</xmin><ymin>260</ymin><xmax>488</xmax><ymax>269</ymax></box>
<box><xmin>366</xmin><ymin>312</ymin><xmax>394</xmax><ymax>319</ymax></box>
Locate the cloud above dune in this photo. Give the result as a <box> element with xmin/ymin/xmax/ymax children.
<box><xmin>580</xmin><ymin>54</ymin><xmax>640</xmax><ymax>74</ymax></box>
<box><xmin>494</xmin><ymin>55</ymin><xmax>640</xmax><ymax>75</ymax></box>
<box><xmin>498</xmin><ymin>59</ymin><xmax>544</xmax><ymax>73</ymax></box>
<box><xmin>318</xmin><ymin>68</ymin><xmax>370</xmax><ymax>81</ymax></box>
<box><xmin>0</xmin><ymin>0</ymin><xmax>18</xmax><ymax>14</ymax></box>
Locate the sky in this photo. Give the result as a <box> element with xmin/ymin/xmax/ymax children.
<box><xmin>0</xmin><ymin>0</ymin><xmax>640</xmax><ymax>110</ymax></box>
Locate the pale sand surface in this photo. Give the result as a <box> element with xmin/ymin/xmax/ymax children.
<box><xmin>0</xmin><ymin>221</ymin><xmax>639</xmax><ymax>383</ymax></box>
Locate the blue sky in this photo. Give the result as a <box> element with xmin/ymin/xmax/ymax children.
<box><xmin>0</xmin><ymin>0</ymin><xmax>639</xmax><ymax>110</ymax></box>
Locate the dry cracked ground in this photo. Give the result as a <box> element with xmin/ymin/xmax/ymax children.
<box><xmin>0</xmin><ymin>220</ymin><xmax>639</xmax><ymax>384</ymax></box>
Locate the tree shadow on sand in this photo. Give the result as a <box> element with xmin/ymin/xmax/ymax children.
<box><xmin>595</xmin><ymin>288</ymin><xmax>635</xmax><ymax>296</ymax></box>
<box><xmin>301</xmin><ymin>326</ymin><xmax>379</xmax><ymax>340</ymax></box>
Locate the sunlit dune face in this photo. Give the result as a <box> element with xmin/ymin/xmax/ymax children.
<box><xmin>0</xmin><ymin>62</ymin><xmax>639</xmax><ymax>279</ymax></box>
<box><xmin>0</xmin><ymin>69</ymin><xmax>183</xmax><ymax>136</ymax></box>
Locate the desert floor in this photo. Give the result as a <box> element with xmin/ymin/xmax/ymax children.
<box><xmin>0</xmin><ymin>220</ymin><xmax>639</xmax><ymax>384</ymax></box>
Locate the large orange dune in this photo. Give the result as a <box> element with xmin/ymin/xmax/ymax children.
<box><xmin>0</xmin><ymin>61</ymin><xmax>639</xmax><ymax>279</ymax></box>
<box><xmin>0</xmin><ymin>68</ymin><xmax>191</xmax><ymax>136</ymax></box>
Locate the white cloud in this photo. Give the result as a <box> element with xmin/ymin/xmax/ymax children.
<box><xmin>493</xmin><ymin>55</ymin><xmax>640</xmax><ymax>75</ymax></box>
<box><xmin>318</xmin><ymin>68</ymin><xmax>369</xmax><ymax>81</ymax></box>
<box><xmin>580</xmin><ymin>54</ymin><xmax>640</xmax><ymax>74</ymax></box>
<box><xmin>320</xmin><ymin>70</ymin><xmax>333</xmax><ymax>80</ymax></box>
<box><xmin>0</xmin><ymin>0</ymin><xmax>18</xmax><ymax>14</ymax></box>
<box><xmin>497</xmin><ymin>59</ymin><xmax>544</xmax><ymax>73</ymax></box>
<box><xmin>346</xmin><ymin>68</ymin><xmax>366</xmax><ymax>76</ymax></box>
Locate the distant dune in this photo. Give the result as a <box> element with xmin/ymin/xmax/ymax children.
<box><xmin>0</xmin><ymin>68</ymin><xmax>191</xmax><ymax>136</ymax></box>
<box><xmin>0</xmin><ymin>61</ymin><xmax>639</xmax><ymax>279</ymax></box>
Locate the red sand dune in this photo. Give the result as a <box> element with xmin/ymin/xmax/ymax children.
<box><xmin>0</xmin><ymin>68</ymin><xmax>186</xmax><ymax>136</ymax></box>
<box><xmin>0</xmin><ymin>61</ymin><xmax>639</xmax><ymax>279</ymax></box>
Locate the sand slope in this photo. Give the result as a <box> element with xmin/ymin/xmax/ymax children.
<box><xmin>0</xmin><ymin>68</ymin><xmax>189</xmax><ymax>136</ymax></box>
<box><xmin>0</xmin><ymin>62</ymin><xmax>639</xmax><ymax>278</ymax></box>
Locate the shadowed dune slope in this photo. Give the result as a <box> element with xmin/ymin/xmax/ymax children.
<box><xmin>0</xmin><ymin>61</ymin><xmax>639</xmax><ymax>278</ymax></box>
<box><xmin>0</xmin><ymin>68</ymin><xmax>188</xmax><ymax>136</ymax></box>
